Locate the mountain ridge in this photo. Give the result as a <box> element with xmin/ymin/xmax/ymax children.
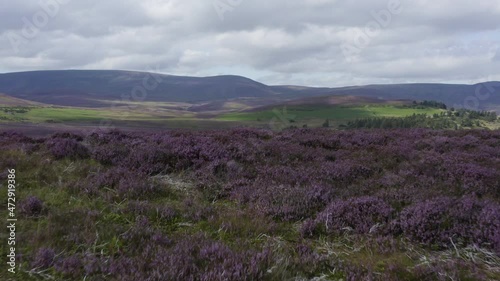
<box><xmin>0</xmin><ymin>70</ymin><xmax>499</xmax><ymax>111</ymax></box>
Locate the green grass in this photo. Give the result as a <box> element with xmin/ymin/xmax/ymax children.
<box><xmin>362</xmin><ymin>105</ymin><xmax>444</xmax><ymax>117</ymax></box>
<box><xmin>0</xmin><ymin>104</ymin><xmax>449</xmax><ymax>131</ymax></box>
<box><xmin>1</xmin><ymin>136</ymin><xmax>499</xmax><ymax>280</ymax></box>
<box><xmin>0</xmin><ymin>106</ymin><xmax>177</xmax><ymax>123</ymax></box>
<box><xmin>217</xmin><ymin>105</ymin><xmax>445</xmax><ymax>122</ymax></box>
<box><xmin>0</xmin><ymin>107</ymin><xmax>110</xmax><ymax>122</ymax></box>
<box><xmin>24</xmin><ymin>107</ymin><xmax>110</xmax><ymax>122</ymax></box>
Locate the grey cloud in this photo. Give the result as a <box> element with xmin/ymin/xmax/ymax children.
<box><xmin>494</xmin><ymin>49</ymin><xmax>500</xmax><ymax>61</ymax></box>
<box><xmin>0</xmin><ymin>0</ymin><xmax>500</xmax><ymax>86</ymax></box>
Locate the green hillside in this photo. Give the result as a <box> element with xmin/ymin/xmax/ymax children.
<box><xmin>217</xmin><ymin>104</ymin><xmax>445</xmax><ymax>125</ymax></box>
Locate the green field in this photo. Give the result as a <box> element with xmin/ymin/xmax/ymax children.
<box><xmin>1</xmin><ymin>107</ymin><xmax>105</xmax><ymax>122</ymax></box>
<box><xmin>0</xmin><ymin>106</ymin><xmax>172</xmax><ymax>123</ymax></box>
<box><xmin>0</xmin><ymin>104</ymin><xmax>476</xmax><ymax>131</ymax></box>
<box><xmin>217</xmin><ymin>105</ymin><xmax>445</xmax><ymax>122</ymax></box>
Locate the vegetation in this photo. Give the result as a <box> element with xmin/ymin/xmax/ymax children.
<box><xmin>0</xmin><ymin>101</ymin><xmax>452</xmax><ymax>135</ymax></box>
<box><xmin>0</xmin><ymin>106</ymin><xmax>196</xmax><ymax>125</ymax></box>
<box><xmin>0</xmin><ymin>107</ymin><xmax>31</xmax><ymax>114</ymax></box>
<box><xmin>344</xmin><ymin>108</ymin><xmax>498</xmax><ymax>130</ymax></box>
<box><xmin>218</xmin><ymin>104</ymin><xmax>444</xmax><ymax>123</ymax></box>
<box><xmin>406</xmin><ymin>100</ymin><xmax>448</xmax><ymax>109</ymax></box>
<box><xmin>1</xmin><ymin>128</ymin><xmax>499</xmax><ymax>280</ymax></box>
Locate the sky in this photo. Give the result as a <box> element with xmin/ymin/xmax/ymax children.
<box><xmin>1</xmin><ymin>0</ymin><xmax>500</xmax><ymax>87</ymax></box>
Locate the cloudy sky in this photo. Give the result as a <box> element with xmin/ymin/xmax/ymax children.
<box><xmin>1</xmin><ymin>0</ymin><xmax>500</xmax><ymax>87</ymax></box>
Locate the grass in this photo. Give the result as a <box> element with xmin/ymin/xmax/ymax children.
<box><xmin>483</xmin><ymin>120</ymin><xmax>500</xmax><ymax>130</ymax></box>
<box><xmin>222</xmin><ymin>102</ymin><xmax>251</xmax><ymax>110</ymax></box>
<box><xmin>0</xmin><ymin>103</ymin><xmax>480</xmax><ymax>133</ymax></box>
<box><xmin>362</xmin><ymin>105</ymin><xmax>444</xmax><ymax>117</ymax></box>
<box><xmin>0</xmin><ymin>106</ymin><xmax>185</xmax><ymax>124</ymax></box>
<box><xmin>0</xmin><ymin>107</ymin><xmax>110</xmax><ymax>122</ymax></box>
<box><xmin>217</xmin><ymin>105</ymin><xmax>445</xmax><ymax>123</ymax></box>
<box><xmin>0</xmin><ymin>149</ymin><xmax>278</xmax><ymax>279</ymax></box>
<box><xmin>1</xmin><ymin>130</ymin><xmax>499</xmax><ymax>280</ymax></box>
<box><xmin>24</xmin><ymin>107</ymin><xmax>110</xmax><ymax>122</ymax></box>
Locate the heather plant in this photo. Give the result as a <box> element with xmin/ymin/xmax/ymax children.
<box><xmin>158</xmin><ymin>205</ymin><xmax>179</xmax><ymax>222</ymax></box>
<box><xmin>293</xmin><ymin>243</ymin><xmax>328</xmax><ymax>276</ymax></box>
<box><xmin>50</xmin><ymin>132</ymin><xmax>85</xmax><ymax>141</ymax></box>
<box><xmin>181</xmin><ymin>197</ymin><xmax>216</xmax><ymax>222</ymax></box>
<box><xmin>142</xmin><ymin>234</ymin><xmax>274</xmax><ymax>281</ymax></box>
<box><xmin>125</xmin><ymin>142</ymin><xmax>177</xmax><ymax>175</ymax></box>
<box><xmin>46</xmin><ymin>137</ymin><xmax>90</xmax><ymax>160</ymax></box>
<box><xmin>215</xmin><ymin>213</ymin><xmax>279</xmax><ymax>239</ymax></box>
<box><xmin>116</xmin><ymin>176</ymin><xmax>162</xmax><ymax>199</ymax></box>
<box><xmin>393</xmin><ymin>196</ymin><xmax>500</xmax><ymax>251</ymax></box>
<box><xmin>82</xmin><ymin>253</ymin><xmax>102</xmax><ymax>276</ymax></box>
<box><xmin>91</xmin><ymin>142</ymin><xmax>131</xmax><ymax>166</ymax></box>
<box><xmin>0</xmin><ymin>131</ymin><xmax>35</xmax><ymax>147</ymax></box>
<box><xmin>54</xmin><ymin>254</ymin><xmax>84</xmax><ymax>279</ymax></box>
<box><xmin>302</xmin><ymin>196</ymin><xmax>393</xmax><ymax>237</ymax></box>
<box><xmin>476</xmin><ymin>201</ymin><xmax>500</xmax><ymax>253</ymax></box>
<box><xmin>24</xmin><ymin>142</ymin><xmax>43</xmax><ymax>154</ymax></box>
<box><xmin>121</xmin><ymin>216</ymin><xmax>172</xmax><ymax>252</ymax></box>
<box><xmin>240</xmin><ymin>183</ymin><xmax>331</xmax><ymax>221</ymax></box>
<box><xmin>2</xmin><ymin>128</ymin><xmax>500</xmax><ymax>280</ymax></box>
<box><xmin>19</xmin><ymin>196</ymin><xmax>44</xmax><ymax>217</ymax></box>
<box><xmin>76</xmin><ymin>166</ymin><xmax>163</xmax><ymax>199</ymax></box>
<box><xmin>31</xmin><ymin>248</ymin><xmax>56</xmax><ymax>269</ymax></box>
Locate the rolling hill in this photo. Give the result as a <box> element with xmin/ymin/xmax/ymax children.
<box><xmin>0</xmin><ymin>70</ymin><xmax>499</xmax><ymax>111</ymax></box>
<box><xmin>0</xmin><ymin>93</ymin><xmax>45</xmax><ymax>107</ymax></box>
<box><xmin>273</xmin><ymin>83</ymin><xmax>500</xmax><ymax>112</ymax></box>
<box><xmin>0</xmin><ymin>70</ymin><xmax>280</xmax><ymax>107</ymax></box>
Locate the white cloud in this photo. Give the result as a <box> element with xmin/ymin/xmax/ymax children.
<box><xmin>0</xmin><ymin>0</ymin><xmax>499</xmax><ymax>86</ymax></box>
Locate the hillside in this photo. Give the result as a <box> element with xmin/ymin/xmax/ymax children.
<box><xmin>0</xmin><ymin>93</ymin><xmax>45</xmax><ymax>107</ymax></box>
<box><xmin>273</xmin><ymin>82</ymin><xmax>500</xmax><ymax>112</ymax></box>
<box><xmin>2</xmin><ymin>129</ymin><xmax>500</xmax><ymax>280</ymax></box>
<box><xmin>0</xmin><ymin>70</ymin><xmax>499</xmax><ymax>111</ymax></box>
<box><xmin>216</xmin><ymin>100</ymin><xmax>447</xmax><ymax>129</ymax></box>
<box><xmin>0</xmin><ymin>70</ymin><xmax>280</xmax><ymax>107</ymax></box>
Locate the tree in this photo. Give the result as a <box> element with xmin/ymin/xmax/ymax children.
<box><xmin>322</xmin><ymin>119</ymin><xmax>330</xmax><ymax>128</ymax></box>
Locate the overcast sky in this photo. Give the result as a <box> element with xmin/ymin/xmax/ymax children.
<box><xmin>1</xmin><ymin>0</ymin><xmax>500</xmax><ymax>87</ymax></box>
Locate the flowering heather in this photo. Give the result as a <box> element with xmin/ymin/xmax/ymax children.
<box><xmin>393</xmin><ymin>196</ymin><xmax>500</xmax><ymax>251</ymax></box>
<box><xmin>31</xmin><ymin>248</ymin><xmax>56</xmax><ymax>269</ymax></box>
<box><xmin>46</xmin><ymin>137</ymin><xmax>90</xmax><ymax>160</ymax></box>
<box><xmin>54</xmin><ymin>254</ymin><xmax>83</xmax><ymax>278</ymax></box>
<box><xmin>1</xmin><ymin>128</ymin><xmax>500</xmax><ymax>280</ymax></box>
<box><xmin>302</xmin><ymin>196</ymin><xmax>393</xmax><ymax>236</ymax></box>
<box><xmin>19</xmin><ymin>196</ymin><xmax>44</xmax><ymax>217</ymax></box>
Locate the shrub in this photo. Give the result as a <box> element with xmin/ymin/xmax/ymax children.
<box><xmin>393</xmin><ymin>196</ymin><xmax>500</xmax><ymax>252</ymax></box>
<box><xmin>302</xmin><ymin>196</ymin><xmax>393</xmax><ymax>236</ymax></box>
<box><xmin>19</xmin><ymin>196</ymin><xmax>44</xmax><ymax>217</ymax></box>
<box><xmin>46</xmin><ymin>138</ymin><xmax>89</xmax><ymax>159</ymax></box>
<box><xmin>55</xmin><ymin>255</ymin><xmax>83</xmax><ymax>278</ymax></box>
<box><xmin>31</xmin><ymin>248</ymin><xmax>56</xmax><ymax>269</ymax></box>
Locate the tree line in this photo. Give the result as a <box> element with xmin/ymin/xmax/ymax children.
<box><xmin>342</xmin><ymin>108</ymin><xmax>498</xmax><ymax>130</ymax></box>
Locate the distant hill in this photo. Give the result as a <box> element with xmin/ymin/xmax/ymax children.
<box><xmin>0</xmin><ymin>70</ymin><xmax>499</xmax><ymax>111</ymax></box>
<box><xmin>272</xmin><ymin>83</ymin><xmax>500</xmax><ymax>112</ymax></box>
<box><xmin>0</xmin><ymin>93</ymin><xmax>45</xmax><ymax>107</ymax></box>
<box><xmin>0</xmin><ymin>70</ymin><xmax>279</xmax><ymax>107</ymax></box>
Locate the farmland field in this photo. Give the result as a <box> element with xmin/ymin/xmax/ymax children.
<box><xmin>217</xmin><ymin>105</ymin><xmax>445</xmax><ymax>121</ymax></box>
<box><xmin>0</xmin><ymin>102</ymin><xmax>449</xmax><ymax>133</ymax></box>
<box><xmin>1</xmin><ymin>128</ymin><xmax>499</xmax><ymax>280</ymax></box>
